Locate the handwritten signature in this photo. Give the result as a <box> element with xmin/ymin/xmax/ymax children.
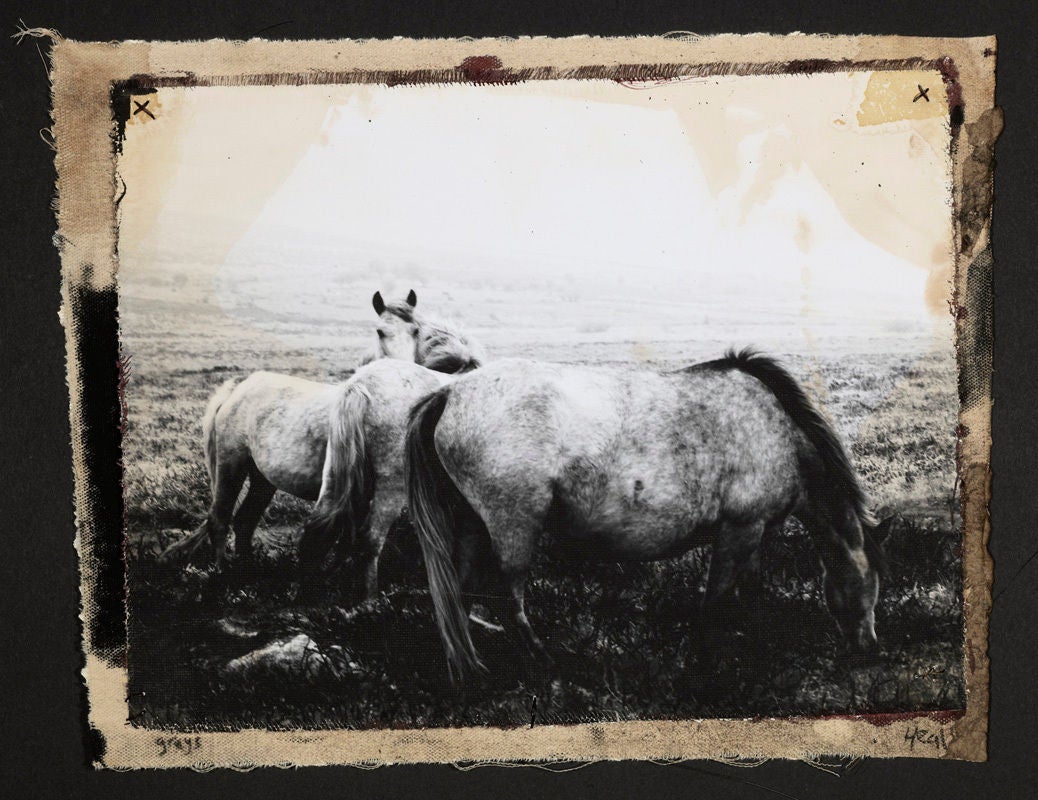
<box><xmin>155</xmin><ymin>736</ymin><xmax>204</xmax><ymax>757</ymax></box>
<box><xmin>903</xmin><ymin>724</ymin><xmax>947</xmax><ymax>752</ymax></box>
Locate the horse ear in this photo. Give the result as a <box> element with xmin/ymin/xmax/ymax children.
<box><xmin>372</xmin><ymin>291</ymin><xmax>385</xmax><ymax>315</ymax></box>
<box><xmin>406</xmin><ymin>289</ymin><xmax>417</xmax><ymax>308</ymax></box>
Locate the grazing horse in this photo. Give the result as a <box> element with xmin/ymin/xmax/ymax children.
<box><xmin>158</xmin><ymin>290</ymin><xmax>484</xmax><ymax>568</ymax></box>
<box><xmin>405</xmin><ymin>350</ymin><xmax>886</xmax><ymax>683</ymax></box>
<box><xmin>295</xmin><ymin>358</ymin><xmax>456</xmax><ymax>602</ymax></box>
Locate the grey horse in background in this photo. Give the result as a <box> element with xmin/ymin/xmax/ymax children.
<box><xmin>158</xmin><ymin>290</ymin><xmax>484</xmax><ymax>568</ymax></box>
<box><xmin>295</xmin><ymin>358</ymin><xmax>459</xmax><ymax>603</ymax></box>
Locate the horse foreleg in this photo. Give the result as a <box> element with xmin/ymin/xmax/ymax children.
<box><xmin>688</xmin><ymin>521</ymin><xmax>766</xmax><ymax>701</ymax></box>
<box><xmin>703</xmin><ymin>520</ymin><xmax>768</xmax><ymax>613</ymax></box>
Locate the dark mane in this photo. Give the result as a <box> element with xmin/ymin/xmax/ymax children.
<box><xmin>695</xmin><ymin>347</ymin><xmax>878</xmax><ymax>531</ymax></box>
<box><xmin>418</xmin><ymin>324</ymin><xmax>484</xmax><ymax>374</ymax></box>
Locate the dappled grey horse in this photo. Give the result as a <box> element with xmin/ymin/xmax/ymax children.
<box><xmin>295</xmin><ymin>358</ymin><xmax>458</xmax><ymax>602</ymax></box>
<box><xmin>158</xmin><ymin>290</ymin><xmax>484</xmax><ymax>568</ymax></box>
<box><xmin>405</xmin><ymin>350</ymin><xmax>886</xmax><ymax>683</ymax></box>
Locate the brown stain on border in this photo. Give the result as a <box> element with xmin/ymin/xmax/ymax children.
<box><xmin>113</xmin><ymin>57</ymin><xmax>951</xmax><ymax>96</ymax></box>
<box><xmin>822</xmin><ymin>709</ymin><xmax>965</xmax><ymax>728</ymax></box>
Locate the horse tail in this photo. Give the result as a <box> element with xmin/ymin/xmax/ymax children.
<box><xmin>157</xmin><ymin>377</ymin><xmax>238</xmax><ymax>566</ymax></box>
<box><xmin>298</xmin><ymin>381</ymin><xmax>374</xmax><ymax>575</ymax></box>
<box><xmin>720</xmin><ymin>348</ymin><xmax>878</xmax><ymax>529</ymax></box>
<box><xmin>201</xmin><ymin>377</ymin><xmax>239</xmax><ymax>493</ymax></box>
<box><xmin>405</xmin><ymin>386</ymin><xmax>484</xmax><ymax>681</ymax></box>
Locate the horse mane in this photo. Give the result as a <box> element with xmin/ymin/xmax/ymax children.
<box><xmin>696</xmin><ymin>348</ymin><xmax>878</xmax><ymax>531</ymax></box>
<box><xmin>862</xmin><ymin>523</ymin><xmax>890</xmax><ymax>578</ymax></box>
<box><xmin>377</xmin><ymin>299</ymin><xmax>485</xmax><ymax>374</ymax></box>
<box><xmin>382</xmin><ymin>299</ymin><xmax>416</xmax><ymax>323</ymax></box>
<box><xmin>416</xmin><ymin>317</ymin><xmax>486</xmax><ymax>374</ymax></box>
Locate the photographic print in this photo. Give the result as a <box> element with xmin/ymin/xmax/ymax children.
<box><xmin>52</xmin><ymin>34</ymin><xmax>996</xmax><ymax>767</ymax></box>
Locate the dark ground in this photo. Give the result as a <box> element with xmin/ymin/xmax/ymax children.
<box><xmin>127</xmin><ymin>506</ymin><xmax>965</xmax><ymax>729</ymax></box>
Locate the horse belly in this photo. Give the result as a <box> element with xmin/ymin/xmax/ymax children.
<box><xmin>557</xmin><ymin>480</ymin><xmax>701</xmax><ymax>561</ymax></box>
<box><xmin>261</xmin><ymin>449</ymin><xmax>326</xmax><ymax>501</ymax></box>
<box><xmin>249</xmin><ymin>411</ymin><xmax>331</xmax><ymax>501</ymax></box>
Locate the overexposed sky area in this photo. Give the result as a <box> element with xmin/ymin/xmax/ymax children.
<box><xmin>118</xmin><ymin>72</ymin><xmax>954</xmax><ymax>345</ymax></box>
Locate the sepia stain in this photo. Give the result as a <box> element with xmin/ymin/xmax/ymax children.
<box><xmin>908</xmin><ymin>131</ymin><xmax>927</xmax><ymax>159</ymax></box>
<box><xmin>931</xmin><ymin>241</ymin><xmax>952</xmax><ymax>268</ymax></box>
<box><xmin>630</xmin><ymin>341</ymin><xmax>655</xmax><ymax>362</ymax></box>
<box><xmin>925</xmin><ymin>268</ymin><xmax>955</xmax><ymax>319</ymax></box>
<box><xmin>117</xmin><ymin>85</ymin><xmax>331</xmax><ymax>279</ymax></box>
<box><xmin>459</xmin><ymin>55</ymin><xmax>512</xmax><ymax>85</ymax></box>
<box><xmin>794</xmin><ymin>214</ymin><xmax>813</xmax><ymax>253</ymax></box>
<box><xmin>856</xmin><ymin>70</ymin><xmax>947</xmax><ymax>127</ymax></box>
<box><xmin>510</xmin><ymin>74</ymin><xmax>954</xmax><ymax>324</ymax></box>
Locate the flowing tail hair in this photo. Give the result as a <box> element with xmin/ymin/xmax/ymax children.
<box><xmin>712</xmin><ymin>349</ymin><xmax>887</xmax><ymax>571</ymax></box>
<box><xmin>405</xmin><ymin>387</ymin><xmax>485</xmax><ymax>681</ymax></box>
<box><xmin>201</xmin><ymin>378</ymin><xmax>239</xmax><ymax>492</ymax></box>
<box><xmin>298</xmin><ymin>380</ymin><xmax>374</xmax><ymax>580</ymax></box>
<box><xmin>158</xmin><ymin>377</ymin><xmax>239</xmax><ymax>564</ymax></box>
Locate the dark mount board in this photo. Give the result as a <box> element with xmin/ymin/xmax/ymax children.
<box><xmin>1</xmin><ymin>0</ymin><xmax>1035</xmax><ymax>796</ymax></box>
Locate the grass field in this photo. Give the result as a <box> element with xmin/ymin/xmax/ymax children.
<box><xmin>121</xmin><ymin>288</ymin><xmax>965</xmax><ymax>730</ymax></box>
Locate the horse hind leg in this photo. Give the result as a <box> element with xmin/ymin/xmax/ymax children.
<box><xmin>688</xmin><ymin>520</ymin><xmax>767</xmax><ymax>699</ymax></box>
<box><xmin>232</xmin><ymin>464</ymin><xmax>275</xmax><ymax>564</ymax></box>
<box><xmin>205</xmin><ymin>453</ymin><xmax>250</xmax><ymax>570</ymax></box>
<box><xmin>486</xmin><ymin>573</ymin><xmax>556</xmax><ymax>699</ymax></box>
<box><xmin>474</xmin><ymin>486</ymin><xmax>557</xmax><ymax>690</ymax></box>
<box><xmin>156</xmin><ymin>518</ymin><xmax>212</xmax><ymax>566</ymax></box>
<box><xmin>453</xmin><ymin>525</ymin><xmax>504</xmax><ymax>634</ymax></box>
<box><xmin>346</xmin><ymin>488</ymin><xmax>400</xmax><ymax>603</ymax></box>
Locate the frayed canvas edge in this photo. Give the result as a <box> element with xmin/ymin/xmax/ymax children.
<box><xmin>43</xmin><ymin>33</ymin><xmax>997</xmax><ymax>769</ymax></box>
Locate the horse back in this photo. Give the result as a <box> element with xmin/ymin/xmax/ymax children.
<box><xmin>346</xmin><ymin>359</ymin><xmax>452</xmax><ymax>474</ymax></box>
<box><xmin>434</xmin><ymin>360</ymin><xmax>806</xmax><ymax>557</ymax></box>
<box><xmin>216</xmin><ymin>371</ymin><xmax>340</xmax><ymax>499</ymax></box>
<box><xmin>553</xmin><ymin>368</ymin><xmax>803</xmax><ymax>548</ymax></box>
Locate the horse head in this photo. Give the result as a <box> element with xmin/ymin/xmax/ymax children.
<box><xmin>372</xmin><ymin>289</ymin><xmax>420</xmax><ymax>362</ymax></box>
<box><xmin>820</xmin><ymin>520</ymin><xmax>889</xmax><ymax>653</ymax></box>
<box><xmin>823</xmin><ymin>563</ymin><xmax>879</xmax><ymax>653</ymax></box>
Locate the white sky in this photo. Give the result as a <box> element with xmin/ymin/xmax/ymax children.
<box><xmin>119</xmin><ymin>73</ymin><xmax>955</xmax><ymax>349</ymax></box>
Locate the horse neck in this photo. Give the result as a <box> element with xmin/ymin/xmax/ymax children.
<box><xmin>416</xmin><ymin>319</ymin><xmax>469</xmax><ymax>365</ymax></box>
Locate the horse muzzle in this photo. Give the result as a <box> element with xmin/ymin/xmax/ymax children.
<box><xmin>847</xmin><ymin>624</ymin><xmax>879</xmax><ymax>657</ymax></box>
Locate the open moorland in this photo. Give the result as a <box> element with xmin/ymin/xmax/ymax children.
<box><xmin>122</xmin><ymin>285</ymin><xmax>965</xmax><ymax>729</ymax></box>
